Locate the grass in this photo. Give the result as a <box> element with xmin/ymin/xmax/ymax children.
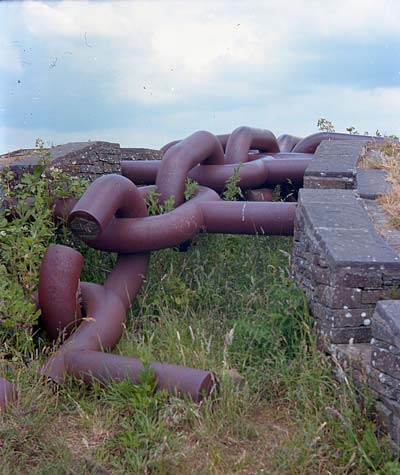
<box><xmin>1</xmin><ymin>158</ymin><xmax>399</xmax><ymax>474</ymax></box>
<box><xmin>1</xmin><ymin>232</ymin><xmax>399</xmax><ymax>474</ymax></box>
<box><xmin>359</xmin><ymin>141</ymin><xmax>400</xmax><ymax>228</ymax></box>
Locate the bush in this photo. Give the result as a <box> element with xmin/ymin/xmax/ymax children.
<box><xmin>0</xmin><ymin>153</ymin><xmax>87</xmax><ymax>355</ymax></box>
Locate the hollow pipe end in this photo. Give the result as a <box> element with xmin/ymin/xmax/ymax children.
<box><xmin>195</xmin><ymin>371</ymin><xmax>219</xmax><ymax>402</ymax></box>
<box><xmin>68</xmin><ymin>212</ymin><xmax>101</xmax><ymax>240</ymax></box>
<box><xmin>40</xmin><ymin>353</ymin><xmax>67</xmax><ymax>385</ymax></box>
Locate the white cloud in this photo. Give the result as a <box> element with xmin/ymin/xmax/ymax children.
<box><xmin>2</xmin><ymin>84</ymin><xmax>399</xmax><ymax>155</ymax></box>
<box><xmin>13</xmin><ymin>0</ymin><xmax>400</xmax><ymax>108</ymax></box>
<box><xmin>1</xmin><ymin>0</ymin><xmax>400</xmax><ymax>153</ymax></box>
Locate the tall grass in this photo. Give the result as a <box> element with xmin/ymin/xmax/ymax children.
<box><xmin>0</xmin><ymin>166</ymin><xmax>398</xmax><ymax>473</ymax></box>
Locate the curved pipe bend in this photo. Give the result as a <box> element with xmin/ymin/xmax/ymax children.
<box><xmin>122</xmin><ymin>156</ymin><xmax>311</xmax><ymax>193</ymax></box>
<box><xmin>156</xmin><ymin>130</ymin><xmax>225</xmax><ymax>207</ymax></box>
<box><xmin>277</xmin><ymin>134</ymin><xmax>302</xmax><ymax>152</ymax></box>
<box><xmin>160</xmin><ymin>133</ymin><xmax>230</xmax><ymax>154</ymax></box>
<box><xmin>68</xmin><ymin>174</ymin><xmax>148</xmax><ymax>241</ymax></box>
<box><xmin>225</xmin><ymin>126</ymin><xmax>280</xmax><ymax>164</ymax></box>
<box><xmin>69</xmin><ymin>176</ymin><xmax>296</xmax><ymax>254</ymax></box>
<box><xmin>39</xmin><ymin>245</ymin><xmax>150</xmax><ymax>383</ymax></box>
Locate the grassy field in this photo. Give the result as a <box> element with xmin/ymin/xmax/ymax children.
<box><xmin>1</xmin><ymin>232</ymin><xmax>399</xmax><ymax>474</ymax></box>
<box><xmin>1</xmin><ymin>166</ymin><xmax>399</xmax><ymax>474</ymax></box>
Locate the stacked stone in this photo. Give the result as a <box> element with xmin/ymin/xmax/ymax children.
<box><xmin>120</xmin><ymin>147</ymin><xmax>162</xmax><ymax>161</ymax></box>
<box><xmin>370</xmin><ymin>300</ymin><xmax>400</xmax><ymax>444</ymax></box>
<box><xmin>0</xmin><ymin>142</ymin><xmax>162</xmax><ymax>183</ymax></box>
<box><xmin>52</xmin><ymin>142</ymin><xmax>121</xmax><ymax>180</ymax></box>
<box><xmin>292</xmin><ymin>188</ymin><xmax>400</xmax><ymax>345</ymax></box>
<box><xmin>303</xmin><ymin>139</ymin><xmax>366</xmax><ymax>190</ymax></box>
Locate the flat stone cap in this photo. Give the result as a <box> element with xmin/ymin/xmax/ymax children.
<box><xmin>299</xmin><ymin>188</ymin><xmax>400</xmax><ymax>268</ymax></box>
<box><xmin>0</xmin><ymin>141</ymin><xmax>119</xmax><ymax>168</ymax></box>
<box><xmin>305</xmin><ymin>139</ymin><xmax>368</xmax><ymax>178</ymax></box>
<box><xmin>356</xmin><ymin>168</ymin><xmax>392</xmax><ymax>200</ymax></box>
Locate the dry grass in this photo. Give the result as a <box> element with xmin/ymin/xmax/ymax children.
<box><xmin>360</xmin><ymin>141</ymin><xmax>400</xmax><ymax>228</ymax></box>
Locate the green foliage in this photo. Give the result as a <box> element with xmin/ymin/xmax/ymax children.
<box><xmin>222</xmin><ymin>164</ymin><xmax>243</xmax><ymax>200</ymax></box>
<box><xmin>0</xmin><ymin>141</ymin><xmax>88</xmax><ymax>355</ymax></box>
<box><xmin>145</xmin><ymin>179</ymin><xmax>198</xmax><ymax>216</ymax></box>
<box><xmin>0</xmin><ymin>137</ymin><xmax>398</xmax><ymax>472</ymax></box>
<box><xmin>183</xmin><ymin>177</ymin><xmax>199</xmax><ymax>201</ymax></box>
<box><xmin>144</xmin><ymin>187</ymin><xmax>175</xmax><ymax>215</ymax></box>
<box><xmin>346</xmin><ymin>126</ymin><xmax>359</xmax><ymax>135</ymax></box>
<box><xmin>318</xmin><ymin>118</ymin><xmax>399</xmax><ymax>140</ymax></box>
<box><xmin>317</xmin><ymin>117</ymin><xmax>335</xmax><ymax>132</ymax></box>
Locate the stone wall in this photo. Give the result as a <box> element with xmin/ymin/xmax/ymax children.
<box><xmin>0</xmin><ymin>141</ymin><xmax>162</xmax><ymax>182</ymax></box>
<box><xmin>293</xmin><ymin>138</ymin><xmax>400</xmax><ymax>448</ymax></box>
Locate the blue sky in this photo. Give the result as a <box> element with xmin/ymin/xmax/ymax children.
<box><xmin>1</xmin><ymin>0</ymin><xmax>400</xmax><ymax>154</ymax></box>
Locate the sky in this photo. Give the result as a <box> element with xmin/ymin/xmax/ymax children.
<box><xmin>1</xmin><ymin>0</ymin><xmax>400</xmax><ymax>154</ymax></box>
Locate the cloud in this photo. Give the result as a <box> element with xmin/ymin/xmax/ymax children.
<box><xmin>1</xmin><ymin>0</ymin><xmax>400</xmax><ymax>154</ymax></box>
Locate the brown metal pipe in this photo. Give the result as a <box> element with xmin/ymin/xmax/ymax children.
<box><xmin>245</xmin><ymin>188</ymin><xmax>274</xmax><ymax>201</ymax></box>
<box><xmin>41</xmin><ymin>251</ymin><xmax>149</xmax><ymax>383</ymax></box>
<box><xmin>52</xmin><ymin>198</ymin><xmax>77</xmax><ymax>223</ymax></box>
<box><xmin>263</xmin><ymin>157</ymin><xmax>311</xmax><ymax>186</ymax></box>
<box><xmin>277</xmin><ymin>134</ymin><xmax>302</xmax><ymax>152</ymax></box>
<box><xmin>71</xmin><ymin>187</ymin><xmax>220</xmax><ymax>253</ymax></box>
<box><xmin>200</xmin><ymin>201</ymin><xmax>296</xmax><ymax>235</ymax></box>
<box><xmin>190</xmin><ymin>159</ymin><xmax>269</xmax><ymax>192</ymax></box>
<box><xmin>39</xmin><ymin>248</ymin><xmax>214</xmax><ymax>400</ymax></box>
<box><xmin>64</xmin><ymin>350</ymin><xmax>216</xmax><ymax>403</ymax></box>
<box><xmin>68</xmin><ymin>174</ymin><xmax>148</xmax><ymax>241</ymax></box>
<box><xmin>122</xmin><ymin>156</ymin><xmax>311</xmax><ymax>192</ymax></box>
<box><xmin>225</xmin><ymin>126</ymin><xmax>279</xmax><ymax>164</ymax></box>
<box><xmin>121</xmin><ymin>161</ymin><xmax>160</xmax><ymax>185</ymax></box>
<box><xmin>160</xmin><ymin>133</ymin><xmax>230</xmax><ymax>154</ymax></box>
<box><xmin>69</xmin><ymin>185</ymin><xmax>295</xmax><ymax>253</ymax></box>
<box><xmin>155</xmin><ymin>130</ymin><xmax>225</xmax><ymax>207</ymax></box>
<box><xmin>263</xmin><ymin>152</ymin><xmax>314</xmax><ymax>160</ymax></box>
<box><xmin>0</xmin><ymin>377</ymin><xmax>17</xmax><ymax>411</ymax></box>
<box><xmin>39</xmin><ymin>245</ymin><xmax>84</xmax><ymax>340</ymax></box>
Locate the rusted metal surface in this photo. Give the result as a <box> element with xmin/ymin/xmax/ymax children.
<box><xmin>2</xmin><ymin>127</ymin><xmax>382</xmax><ymax>408</ymax></box>
<box><xmin>65</xmin><ymin>350</ymin><xmax>216</xmax><ymax>403</ymax></box>
<box><xmin>39</xmin><ymin>245</ymin><xmax>83</xmax><ymax>340</ymax></box>
<box><xmin>277</xmin><ymin>134</ymin><xmax>302</xmax><ymax>152</ymax></box>
<box><xmin>245</xmin><ymin>188</ymin><xmax>274</xmax><ymax>201</ymax></box>
<box><xmin>160</xmin><ymin>133</ymin><xmax>230</xmax><ymax>154</ymax></box>
<box><xmin>34</xmin><ymin>128</ymin><xmax>317</xmax><ymax>402</ymax></box>
<box><xmin>67</xmin><ymin>181</ymin><xmax>295</xmax><ymax>253</ymax></box>
<box><xmin>156</xmin><ymin>130</ymin><xmax>225</xmax><ymax>206</ymax></box>
<box><xmin>122</xmin><ymin>156</ymin><xmax>311</xmax><ymax>192</ymax></box>
<box><xmin>225</xmin><ymin>126</ymin><xmax>280</xmax><ymax>164</ymax></box>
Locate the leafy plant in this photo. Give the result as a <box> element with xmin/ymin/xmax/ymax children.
<box><xmin>184</xmin><ymin>177</ymin><xmax>199</xmax><ymax>201</ymax></box>
<box><xmin>223</xmin><ymin>164</ymin><xmax>243</xmax><ymax>200</ymax></box>
<box><xmin>346</xmin><ymin>126</ymin><xmax>359</xmax><ymax>135</ymax></box>
<box><xmin>0</xmin><ymin>140</ymin><xmax>88</xmax><ymax>354</ymax></box>
<box><xmin>144</xmin><ymin>187</ymin><xmax>175</xmax><ymax>215</ymax></box>
<box><xmin>317</xmin><ymin>118</ymin><xmax>335</xmax><ymax>132</ymax></box>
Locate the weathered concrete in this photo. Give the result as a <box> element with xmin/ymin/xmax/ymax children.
<box><xmin>303</xmin><ymin>139</ymin><xmax>368</xmax><ymax>189</ymax></box>
<box><xmin>0</xmin><ymin>141</ymin><xmax>162</xmax><ymax>182</ymax></box>
<box><xmin>357</xmin><ymin>169</ymin><xmax>392</xmax><ymax>200</ymax></box>
<box><xmin>293</xmin><ymin>138</ymin><xmax>400</xmax><ymax>449</ymax></box>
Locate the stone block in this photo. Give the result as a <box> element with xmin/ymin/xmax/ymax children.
<box><xmin>315</xmin><ymin>284</ymin><xmax>362</xmax><ymax>309</ymax></box>
<box><xmin>372</xmin><ymin>348</ymin><xmax>400</xmax><ymax>380</ymax></box>
<box><xmin>372</xmin><ymin>301</ymin><xmax>400</xmax><ymax>348</ymax></box>
<box><xmin>361</xmin><ymin>289</ymin><xmax>394</xmax><ymax>304</ymax></box>
<box><xmin>357</xmin><ymin>168</ymin><xmax>392</xmax><ymax>200</ymax></box>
